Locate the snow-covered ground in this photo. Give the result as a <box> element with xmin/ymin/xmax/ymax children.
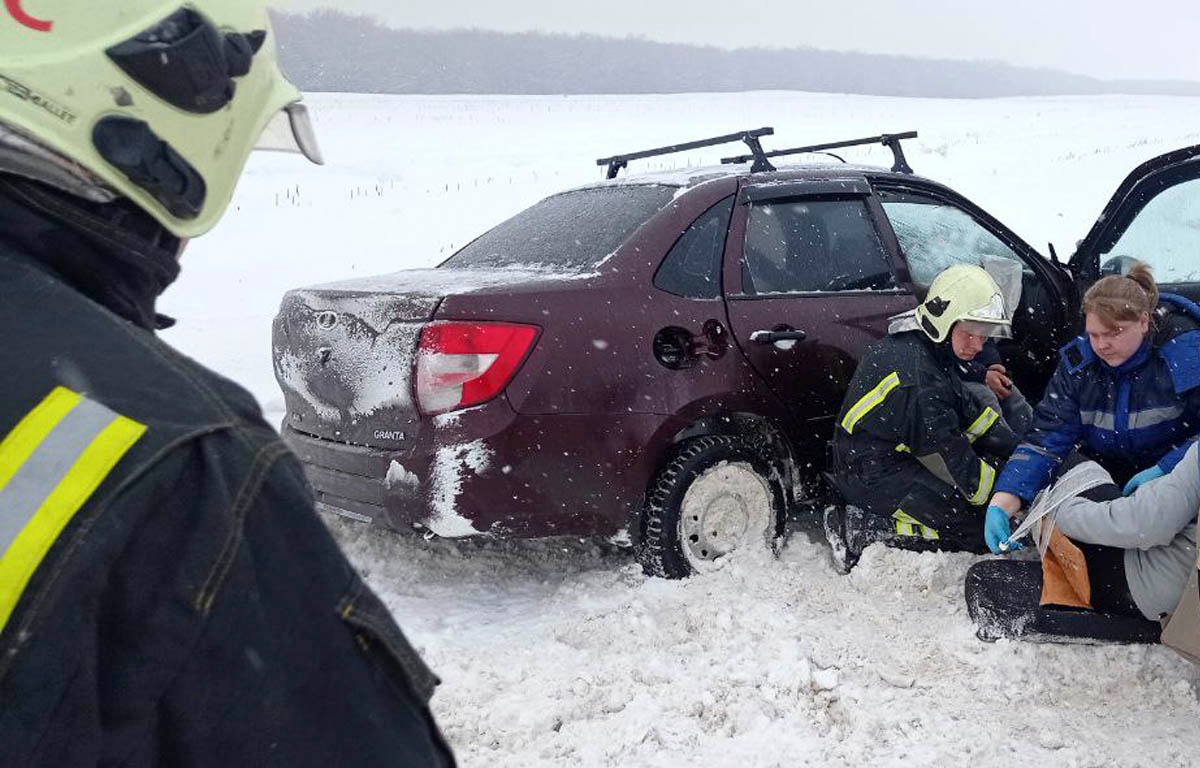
<box><xmin>164</xmin><ymin>92</ymin><xmax>1200</xmax><ymax>766</ymax></box>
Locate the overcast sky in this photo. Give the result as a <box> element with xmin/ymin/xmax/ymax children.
<box><xmin>272</xmin><ymin>0</ymin><xmax>1198</xmax><ymax>82</ymax></box>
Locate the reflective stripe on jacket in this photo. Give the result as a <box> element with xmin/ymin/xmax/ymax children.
<box><xmin>995</xmin><ymin>293</ymin><xmax>1200</xmax><ymax>502</ymax></box>
<box><xmin>0</xmin><ymin>387</ymin><xmax>146</xmax><ymax>635</ymax></box>
<box><xmin>833</xmin><ymin>331</ymin><xmax>1016</xmax><ymax>506</ymax></box>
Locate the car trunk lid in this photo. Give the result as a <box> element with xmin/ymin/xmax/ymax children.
<box><xmin>271</xmin><ymin>267</ymin><xmax>563</xmax><ymax>446</ymax></box>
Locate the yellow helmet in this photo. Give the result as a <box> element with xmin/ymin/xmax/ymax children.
<box><xmin>915</xmin><ymin>264</ymin><xmax>1011</xmax><ymax>343</ymax></box>
<box><xmin>0</xmin><ymin>1</ymin><xmax>321</xmax><ymax>237</ymax></box>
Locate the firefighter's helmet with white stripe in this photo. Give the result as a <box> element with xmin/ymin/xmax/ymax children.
<box><xmin>916</xmin><ymin>264</ymin><xmax>1011</xmax><ymax>343</ymax></box>
<box><xmin>0</xmin><ymin>0</ymin><xmax>322</xmax><ymax>237</ymax></box>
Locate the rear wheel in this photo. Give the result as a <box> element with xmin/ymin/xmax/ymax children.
<box><xmin>638</xmin><ymin>434</ymin><xmax>786</xmax><ymax>578</ymax></box>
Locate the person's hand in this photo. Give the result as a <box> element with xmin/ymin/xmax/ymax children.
<box><xmin>1123</xmin><ymin>465</ymin><xmax>1165</xmax><ymax>496</ymax></box>
<box><xmin>985</xmin><ymin>505</ymin><xmax>1022</xmax><ymax>554</ymax></box>
<box><xmin>984</xmin><ymin>364</ymin><xmax>1012</xmax><ymax>400</ymax></box>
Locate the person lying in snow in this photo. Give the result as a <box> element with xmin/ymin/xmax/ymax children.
<box><xmin>827</xmin><ymin>265</ymin><xmax>1026</xmax><ymax>571</ymax></box>
<box><xmin>1038</xmin><ymin>447</ymin><xmax>1198</xmax><ymax>622</ymax></box>
<box><xmin>965</xmin><ymin>445</ymin><xmax>1198</xmax><ymax>646</ymax></box>
<box><xmin>985</xmin><ymin>262</ymin><xmax>1200</xmax><ymax>555</ymax></box>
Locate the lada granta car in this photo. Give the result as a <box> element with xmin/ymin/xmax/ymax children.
<box><xmin>272</xmin><ymin>128</ymin><xmax>1200</xmax><ymax>577</ymax></box>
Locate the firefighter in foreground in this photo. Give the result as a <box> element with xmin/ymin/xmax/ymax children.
<box><xmin>0</xmin><ymin>2</ymin><xmax>452</xmax><ymax>765</ymax></box>
<box><xmin>827</xmin><ymin>265</ymin><xmax>1021</xmax><ymax>571</ymax></box>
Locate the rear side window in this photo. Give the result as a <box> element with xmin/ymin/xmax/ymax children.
<box><xmin>441</xmin><ymin>185</ymin><xmax>677</xmax><ymax>271</ymax></box>
<box><xmin>741</xmin><ymin>198</ymin><xmax>895</xmax><ymax>294</ymax></box>
<box><xmin>654</xmin><ymin>196</ymin><xmax>734</xmax><ymax>299</ymax></box>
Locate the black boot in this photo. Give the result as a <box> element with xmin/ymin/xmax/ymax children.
<box><xmin>823</xmin><ymin>503</ymin><xmax>860</xmax><ymax>574</ymax></box>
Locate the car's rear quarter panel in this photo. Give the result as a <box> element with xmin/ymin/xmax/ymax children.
<box><xmin>425</xmin><ymin>176</ymin><xmax>797</xmax><ymax>537</ymax></box>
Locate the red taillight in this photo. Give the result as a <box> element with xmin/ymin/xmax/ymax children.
<box><xmin>415</xmin><ymin>322</ymin><xmax>540</xmax><ymax>415</ymax></box>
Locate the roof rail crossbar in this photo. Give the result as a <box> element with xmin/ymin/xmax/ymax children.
<box><xmin>597</xmin><ymin>127</ymin><xmax>776</xmax><ymax>179</ymax></box>
<box><xmin>720</xmin><ymin>130</ymin><xmax>919</xmax><ymax>174</ymax></box>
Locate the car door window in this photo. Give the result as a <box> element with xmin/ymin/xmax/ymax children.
<box><xmin>654</xmin><ymin>196</ymin><xmax>734</xmax><ymax>299</ymax></box>
<box><xmin>741</xmin><ymin>198</ymin><xmax>895</xmax><ymax>294</ymax></box>
<box><xmin>878</xmin><ymin>189</ymin><xmax>1027</xmax><ymax>289</ymax></box>
<box><xmin>1099</xmin><ymin>177</ymin><xmax>1200</xmax><ymax>282</ymax></box>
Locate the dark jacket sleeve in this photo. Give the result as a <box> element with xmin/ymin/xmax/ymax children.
<box><xmin>977</xmin><ymin>341</ymin><xmax>1003</xmax><ymax>369</ymax></box>
<box><xmin>103</xmin><ymin>432</ymin><xmax>454</xmax><ymax>767</ymax></box>
<box><xmin>957</xmin><ymin>359</ymin><xmax>989</xmax><ymax>384</ymax></box>
<box><xmin>967</xmin><ymin>398</ymin><xmax>1020</xmax><ymax>459</ymax></box>
<box><xmin>956</xmin><ymin>341</ymin><xmax>1003</xmax><ymax>384</ymax></box>
<box><xmin>994</xmin><ymin>359</ymin><xmax>1084</xmax><ymax>501</ymax></box>
<box><xmin>903</xmin><ymin>367</ymin><xmax>999</xmax><ymax>506</ymax></box>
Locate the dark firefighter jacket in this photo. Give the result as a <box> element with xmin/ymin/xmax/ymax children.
<box><xmin>995</xmin><ymin>293</ymin><xmax>1200</xmax><ymax>502</ymax></box>
<box><xmin>0</xmin><ymin>178</ymin><xmax>453</xmax><ymax>767</ymax></box>
<box><xmin>833</xmin><ymin>330</ymin><xmax>1019</xmax><ymax>507</ymax></box>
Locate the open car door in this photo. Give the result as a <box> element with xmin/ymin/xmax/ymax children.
<box><xmin>1070</xmin><ymin>144</ymin><xmax>1200</xmax><ymax>302</ymax></box>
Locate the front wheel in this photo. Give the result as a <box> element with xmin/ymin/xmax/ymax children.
<box><xmin>638</xmin><ymin>435</ymin><xmax>786</xmax><ymax>578</ymax></box>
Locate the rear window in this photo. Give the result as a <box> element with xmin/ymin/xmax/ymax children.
<box><xmin>441</xmin><ymin>185</ymin><xmax>677</xmax><ymax>271</ymax></box>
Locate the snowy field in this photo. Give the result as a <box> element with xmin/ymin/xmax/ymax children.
<box><xmin>164</xmin><ymin>92</ymin><xmax>1200</xmax><ymax>766</ymax></box>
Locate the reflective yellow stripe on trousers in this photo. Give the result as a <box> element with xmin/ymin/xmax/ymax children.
<box><xmin>0</xmin><ymin>387</ymin><xmax>146</xmax><ymax>634</ymax></box>
<box><xmin>893</xmin><ymin>509</ymin><xmax>939</xmax><ymax>540</ymax></box>
<box><xmin>840</xmin><ymin>372</ymin><xmax>901</xmax><ymax>434</ymax></box>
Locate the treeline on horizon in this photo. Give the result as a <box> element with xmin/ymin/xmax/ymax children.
<box><xmin>268</xmin><ymin>10</ymin><xmax>1200</xmax><ymax>99</ymax></box>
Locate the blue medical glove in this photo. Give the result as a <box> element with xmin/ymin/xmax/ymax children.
<box><xmin>985</xmin><ymin>505</ymin><xmax>1021</xmax><ymax>554</ymax></box>
<box><xmin>1123</xmin><ymin>465</ymin><xmax>1165</xmax><ymax>496</ymax></box>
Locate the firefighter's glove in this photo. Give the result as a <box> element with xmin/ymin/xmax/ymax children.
<box><xmin>1123</xmin><ymin>465</ymin><xmax>1164</xmax><ymax>496</ymax></box>
<box><xmin>985</xmin><ymin>505</ymin><xmax>1021</xmax><ymax>554</ymax></box>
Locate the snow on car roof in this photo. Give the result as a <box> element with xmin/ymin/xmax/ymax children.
<box><xmin>571</xmin><ymin>160</ymin><xmax>904</xmax><ymax>192</ymax></box>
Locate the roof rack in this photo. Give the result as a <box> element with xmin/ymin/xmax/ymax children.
<box><xmin>721</xmin><ymin>131</ymin><xmax>919</xmax><ymax>174</ymax></box>
<box><xmin>597</xmin><ymin>127</ymin><xmax>775</xmax><ymax>179</ymax></box>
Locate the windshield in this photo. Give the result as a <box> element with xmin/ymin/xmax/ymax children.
<box><xmin>441</xmin><ymin>185</ymin><xmax>677</xmax><ymax>271</ymax></box>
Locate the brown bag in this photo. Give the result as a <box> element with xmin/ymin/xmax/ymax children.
<box><xmin>1039</xmin><ymin>528</ymin><xmax>1092</xmax><ymax>610</ymax></box>
<box><xmin>1161</xmin><ymin>550</ymin><xmax>1200</xmax><ymax>664</ymax></box>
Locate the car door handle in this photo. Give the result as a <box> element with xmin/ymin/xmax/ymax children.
<box><xmin>750</xmin><ymin>330</ymin><xmax>807</xmax><ymax>345</ymax></box>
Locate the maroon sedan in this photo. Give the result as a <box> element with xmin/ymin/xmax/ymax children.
<box><xmin>272</xmin><ymin>129</ymin><xmax>1200</xmax><ymax>577</ymax></box>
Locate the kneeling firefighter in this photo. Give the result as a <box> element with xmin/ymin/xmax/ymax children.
<box><xmin>828</xmin><ymin>265</ymin><xmax>1021</xmax><ymax>569</ymax></box>
<box><xmin>0</xmin><ymin>2</ymin><xmax>452</xmax><ymax>765</ymax></box>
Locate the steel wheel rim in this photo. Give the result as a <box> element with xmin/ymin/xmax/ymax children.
<box><xmin>678</xmin><ymin>461</ymin><xmax>773</xmax><ymax>572</ymax></box>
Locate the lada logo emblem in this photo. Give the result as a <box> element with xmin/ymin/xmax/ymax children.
<box><xmin>4</xmin><ymin>1</ymin><xmax>53</xmax><ymax>32</ymax></box>
<box><xmin>315</xmin><ymin>310</ymin><xmax>339</xmax><ymax>330</ymax></box>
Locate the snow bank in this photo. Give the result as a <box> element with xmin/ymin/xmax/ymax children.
<box><xmin>329</xmin><ymin>518</ymin><xmax>1200</xmax><ymax>767</ymax></box>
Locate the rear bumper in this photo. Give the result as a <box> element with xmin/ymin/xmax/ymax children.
<box><xmin>282</xmin><ymin>405</ymin><xmax>671</xmax><ymax>539</ymax></box>
<box><xmin>284</xmin><ymin>431</ymin><xmax>394</xmax><ymax>524</ymax></box>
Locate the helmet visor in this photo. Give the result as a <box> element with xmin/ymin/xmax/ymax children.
<box><xmin>255</xmin><ymin>102</ymin><xmax>324</xmax><ymax>165</ymax></box>
<box><xmin>958</xmin><ymin>318</ymin><xmax>1012</xmax><ymax>339</ymax></box>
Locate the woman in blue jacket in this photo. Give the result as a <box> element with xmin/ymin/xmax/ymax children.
<box><xmin>985</xmin><ymin>263</ymin><xmax>1200</xmax><ymax>553</ymax></box>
